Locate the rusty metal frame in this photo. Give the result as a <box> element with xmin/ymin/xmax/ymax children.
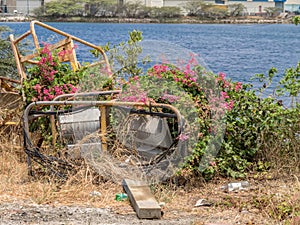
<box><xmin>9</xmin><ymin>20</ymin><xmax>111</xmax><ymax>83</ymax></box>
<box><xmin>49</xmin><ymin>90</ymin><xmax>121</xmax><ymax>146</ymax></box>
<box><xmin>24</xmin><ymin>100</ymin><xmax>183</xmax><ymax>153</ymax></box>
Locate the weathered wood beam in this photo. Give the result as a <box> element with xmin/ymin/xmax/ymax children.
<box><xmin>122</xmin><ymin>179</ymin><xmax>161</xmax><ymax>219</ymax></box>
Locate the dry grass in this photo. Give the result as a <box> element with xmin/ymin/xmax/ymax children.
<box><xmin>1</xmin><ymin>133</ymin><xmax>299</xmax><ymax>224</ymax></box>
<box><xmin>150</xmin><ymin>175</ymin><xmax>300</xmax><ymax>224</ymax></box>
<box><xmin>0</xmin><ymin>135</ymin><xmax>124</xmax><ymax>208</ymax></box>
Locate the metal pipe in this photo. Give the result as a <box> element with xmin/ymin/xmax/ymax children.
<box><xmin>24</xmin><ymin>100</ymin><xmax>183</xmax><ymax>147</ymax></box>
<box><xmin>52</xmin><ymin>90</ymin><xmax>121</xmax><ymax>101</ymax></box>
<box><xmin>29</xmin><ymin>21</ymin><xmax>112</xmax><ymax>75</ymax></box>
<box><xmin>50</xmin><ymin>90</ymin><xmax>121</xmax><ymax>145</ymax></box>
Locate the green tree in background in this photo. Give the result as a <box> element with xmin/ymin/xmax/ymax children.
<box><xmin>37</xmin><ymin>0</ymin><xmax>84</xmax><ymax>17</ymax></box>
<box><xmin>228</xmin><ymin>3</ymin><xmax>246</xmax><ymax>17</ymax></box>
<box><xmin>184</xmin><ymin>0</ymin><xmax>203</xmax><ymax>16</ymax></box>
<box><xmin>264</xmin><ymin>7</ymin><xmax>281</xmax><ymax>18</ymax></box>
<box><xmin>83</xmin><ymin>0</ymin><xmax>118</xmax><ymax>17</ymax></box>
<box><xmin>184</xmin><ymin>0</ymin><xmax>228</xmax><ymax>19</ymax></box>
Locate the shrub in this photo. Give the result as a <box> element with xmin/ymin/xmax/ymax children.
<box><xmin>120</xmin><ymin>58</ymin><xmax>300</xmax><ymax>180</ymax></box>
<box><xmin>20</xmin><ymin>30</ymin><xmax>300</xmax><ymax>181</ymax></box>
<box><xmin>22</xmin><ymin>43</ymin><xmax>83</xmax><ymax>105</ymax></box>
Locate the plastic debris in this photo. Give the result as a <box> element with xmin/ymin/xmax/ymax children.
<box><xmin>159</xmin><ymin>202</ymin><xmax>166</xmax><ymax>207</ymax></box>
<box><xmin>194</xmin><ymin>198</ymin><xmax>213</xmax><ymax>207</ymax></box>
<box><xmin>115</xmin><ymin>193</ymin><xmax>128</xmax><ymax>201</ymax></box>
<box><xmin>89</xmin><ymin>191</ymin><xmax>101</xmax><ymax>197</ymax></box>
<box><xmin>221</xmin><ymin>181</ymin><xmax>250</xmax><ymax>192</ymax></box>
<box><xmin>241</xmin><ymin>208</ymin><xmax>249</xmax><ymax>214</ymax></box>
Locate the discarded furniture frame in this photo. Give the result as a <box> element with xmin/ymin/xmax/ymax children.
<box><xmin>0</xmin><ymin>76</ymin><xmax>20</xmax><ymax>92</ymax></box>
<box><xmin>50</xmin><ymin>90</ymin><xmax>121</xmax><ymax>149</ymax></box>
<box><xmin>0</xmin><ymin>76</ymin><xmax>21</xmax><ymax>128</ymax></box>
<box><xmin>9</xmin><ymin>20</ymin><xmax>111</xmax><ymax>85</ymax></box>
<box><xmin>23</xmin><ymin>99</ymin><xmax>184</xmax><ymax>178</ymax></box>
<box><xmin>9</xmin><ymin>21</ymin><xmax>187</xmax><ymax>219</ymax></box>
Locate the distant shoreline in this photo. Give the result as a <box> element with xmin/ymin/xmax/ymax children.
<box><xmin>0</xmin><ymin>15</ymin><xmax>293</xmax><ymax>24</ymax></box>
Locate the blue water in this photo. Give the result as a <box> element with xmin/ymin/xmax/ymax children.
<box><xmin>2</xmin><ymin>22</ymin><xmax>300</xmax><ymax>87</ymax></box>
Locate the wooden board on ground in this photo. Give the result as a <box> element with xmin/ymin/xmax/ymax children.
<box><xmin>122</xmin><ymin>179</ymin><xmax>161</xmax><ymax>219</ymax></box>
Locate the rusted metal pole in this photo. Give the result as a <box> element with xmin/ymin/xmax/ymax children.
<box><xmin>100</xmin><ymin>106</ymin><xmax>107</xmax><ymax>151</ymax></box>
<box><xmin>24</xmin><ymin>101</ymin><xmax>183</xmax><ymax>146</ymax></box>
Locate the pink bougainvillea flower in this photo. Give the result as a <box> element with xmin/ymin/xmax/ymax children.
<box><xmin>221</xmin><ymin>91</ymin><xmax>229</xmax><ymax>99</ymax></box>
<box><xmin>188</xmin><ymin>53</ymin><xmax>199</xmax><ymax>66</ymax></box>
<box><xmin>229</xmin><ymin>100</ymin><xmax>234</xmax><ymax>109</ymax></box>
<box><xmin>222</xmin><ymin>100</ymin><xmax>234</xmax><ymax>111</ymax></box>
<box><xmin>39</xmin><ymin>57</ymin><xmax>47</xmax><ymax>65</ymax></box>
<box><xmin>43</xmin><ymin>88</ymin><xmax>49</xmax><ymax>95</ymax></box>
<box><xmin>190</xmin><ymin>77</ymin><xmax>197</xmax><ymax>83</ymax></box>
<box><xmin>178</xmin><ymin>133</ymin><xmax>189</xmax><ymax>141</ymax></box>
<box><xmin>218</xmin><ymin>72</ymin><xmax>226</xmax><ymax>81</ymax></box>
<box><xmin>58</xmin><ymin>50</ymin><xmax>66</xmax><ymax>57</ymax></box>
<box><xmin>68</xmin><ymin>84</ymin><xmax>77</xmax><ymax>93</ymax></box>
<box><xmin>209</xmin><ymin>161</ymin><xmax>217</xmax><ymax>167</ymax></box>
<box><xmin>162</xmin><ymin>93</ymin><xmax>180</xmax><ymax>103</ymax></box>
<box><xmin>235</xmin><ymin>82</ymin><xmax>242</xmax><ymax>92</ymax></box>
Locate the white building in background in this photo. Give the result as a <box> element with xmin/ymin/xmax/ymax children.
<box><xmin>285</xmin><ymin>0</ymin><xmax>300</xmax><ymax>13</ymax></box>
<box><xmin>123</xmin><ymin>0</ymin><xmax>288</xmax><ymax>14</ymax></box>
<box><xmin>225</xmin><ymin>1</ymin><xmax>279</xmax><ymax>15</ymax></box>
<box><xmin>0</xmin><ymin>0</ymin><xmax>51</xmax><ymax>14</ymax></box>
<box><xmin>2</xmin><ymin>0</ymin><xmax>294</xmax><ymax>15</ymax></box>
<box><xmin>16</xmin><ymin>0</ymin><xmax>42</xmax><ymax>14</ymax></box>
<box><xmin>0</xmin><ymin>0</ymin><xmax>16</xmax><ymax>13</ymax></box>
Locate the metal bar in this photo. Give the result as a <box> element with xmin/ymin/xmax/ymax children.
<box><xmin>24</xmin><ymin>101</ymin><xmax>183</xmax><ymax>149</ymax></box>
<box><xmin>100</xmin><ymin>106</ymin><xmax>107</xmax><ymax>151</ymax></box>
<box><xmin>20</xmin><ymin>51</ymin><xmax>40</xmax><ymax>63</ymax></box>
<box><xmin>50</xmin><ymin>90</ymin><xmax>121</xmax><ymax>145</ymax></box>
<box><xmin>50</xmin><ymin>115</ymin><xmax>57</xmax><ymax>147</ymax></box>
<box><xmin>0</xmin><ymin>76</ymin><xmax>21</xmax><ymax>84</ymax></box>
<box><xmin>20</xmin><ymin>39</ymin><xmax>71</xmax><ymax>63</ymax></box>
<box><xmin>9</xmin><ymin>34</ymin><xmax>27</xmax><ymax>88</ymax></box>
<box><xmin>30</xmin><ymin>21</ymin><xmax>106</xmax><ymax>54</ymax></box>
<box><xmin>52</xmin><ymin>90</ymin><xmax>121</xmax><ymax>101</ymax></box>
<box><xmin>29</xmin><ymin>21</ymin><xmax>111</xmax><ymax>76</ymax></box>
<box><xmin>30</xmin><ymin>20</ymin><xmax>40</xmax><ymax>49</ymax></box>
<box><xmin>10</xmin><ymin>30</ymin><xmax>31</xmax><ymax>45</ymax></box>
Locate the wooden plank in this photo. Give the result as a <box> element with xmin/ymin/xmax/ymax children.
<box><xmin>20</xmin><ymin>51</ymin><xmax>40</xmax><ymax>63</ymax></box>
<box><xmin>122</xmin><ymin>179</ymin><xmax>161</xmax><ymax>219</ymax></box>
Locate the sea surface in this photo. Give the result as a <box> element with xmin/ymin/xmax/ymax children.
<box><xmin>2</xmin><ymin>22</ymin><xmax>300</xmax><ymax>90</ymax></box>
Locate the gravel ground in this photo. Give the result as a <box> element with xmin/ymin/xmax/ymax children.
<box><xmin>1</xmin><ymin>177</ymin><xmax>299</xmax><ymax>225</ymax></box>
<box><xmin>0</xmin><ymin>201</ymin><xmax>196</xmax><ymax>225</ymax></box>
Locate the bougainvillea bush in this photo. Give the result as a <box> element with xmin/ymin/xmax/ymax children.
<box><xmin>118</xmin><ymin>56</ymin><xmax>250</xmax><ymax>179</ymax></box>
<box><xmin>21</xmin><ymin>43</ymin><xmax>87</xmax><ymax>145</ymax></box>
<box><xmin>23</xmin><ymin>32</ymin><xmax>300</xmax><ymax>180</ymax></box>
<box><xmin>22</xmin><ymin>43</ymin><xmax>82</xmax><ymax>105</ymax></box>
